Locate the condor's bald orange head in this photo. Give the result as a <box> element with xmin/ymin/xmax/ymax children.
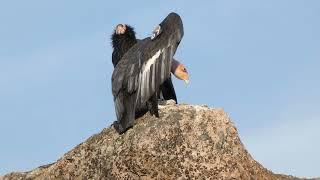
<box><xmin>115</xmin><ymin>24</ymin><xmax>126</xmax><ymax>35</ymax></box>
<box><xmin>171</xmin><ymin>59</ymin><xmax>189</xmax><ymax>84</ymax></box>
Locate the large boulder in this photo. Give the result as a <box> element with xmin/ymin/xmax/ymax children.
<box><xmin>3</xmin><ymin>104</ymin><xmax>300</xmax><ymax>179</ymax></box>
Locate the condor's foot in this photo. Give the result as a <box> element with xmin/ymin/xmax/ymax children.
<box><xmin>113</xmin><ymin>121</ymin><xmax>132</xmax><ymax>134</ymax></box>
<box><xmin>150</xmin><ymin>107</ymin><xmax>159</xmax><ymax>118</ymax></box>
<box><xmin>158</xmin><ymin>99</ymin><xmax>176</xmax><ymax>106</ymax></box>
<box><xmin>147</xmin><ymin>101</ymin><xmax>159</xmax><ymax>118</ymax></box>
<box><xmin>147</xmin><ymin>94</ymin><xmax>160</xmax><ymax>118</ymax></box>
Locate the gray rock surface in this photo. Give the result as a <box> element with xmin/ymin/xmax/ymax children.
<box><xmin>2</xmin><ymin>104</ymin><xmax>309</xmax><ymax>179</ymax></box>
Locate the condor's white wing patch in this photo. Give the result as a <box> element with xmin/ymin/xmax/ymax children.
<box><xmin>140</xmin><ymin>49</ymin><xmax>164</xmax><ymax>99</ymax></box>
<box><xmin>142</xmin><ymin>49</ymin><xmax>162</xmax><ymax>74</ymax></box>
<box><xmin>134</xmin><ymin>47</ymin><xmax>173</xmax><ymax>107</ymax></box>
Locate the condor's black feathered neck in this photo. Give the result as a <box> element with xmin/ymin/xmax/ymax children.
<box><xmin>111</xmin><ymin>25</ymin><xmax>138</xmax><ymax>67</ymax></box>
<box><xmin>111</xmin><ymin>25</ymin><xmax>137</xmax><ymax>51</ymax></box>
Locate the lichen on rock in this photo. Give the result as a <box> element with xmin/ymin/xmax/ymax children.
<box><xmin>3</xmin><ymin>104</ymin><xmax>300</xmax><ymax>180</ymax></box>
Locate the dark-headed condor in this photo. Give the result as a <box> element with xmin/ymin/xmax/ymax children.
<box><xmin>111</xmin><ymin>12</ymin><xmax>186</xmax><ymax>134</ymax></box>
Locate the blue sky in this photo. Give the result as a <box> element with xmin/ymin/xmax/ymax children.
<box><xmin>0</xmin><ymin>0</ymin><xmax>319</xmax><ymax>177</ymax></box>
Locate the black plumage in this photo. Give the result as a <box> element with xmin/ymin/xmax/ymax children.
<box><xmin>111</xmin><ymin>24</ymin><xmax>178</xmax><ymax>103</ymax></box>
<box><xmin>159</xmin><ymin>76</ymin><xmax>177</xmax><ymax>101</ymax></box>
<box><xmin>111</xmin><ymin>12</ymin><xmax>184</xmax><ymax>134</ymax></box>
<box><xmin>111</xmin><ymin>25</ymin><xmax>137</xmax><ymax>67</ymax></box>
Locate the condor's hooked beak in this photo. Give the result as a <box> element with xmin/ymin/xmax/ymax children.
<box><xmin>171</xmin><ymin>58</ymin><xmax>189</xmax><ymax>85</ymax></box>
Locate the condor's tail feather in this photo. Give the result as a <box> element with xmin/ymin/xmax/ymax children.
<box><xmin>113</xmin><ymin>92</ymin><xmax>136</xmax><ymax>134</ymax></box>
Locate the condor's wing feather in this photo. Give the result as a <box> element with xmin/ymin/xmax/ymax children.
<box><xmin>111</xmin><ymin>12</ymin><xmax>184</xmax><ymax>120</ymax></box>
<box><xmin>133</xmin><ymin>44</ymin><xmax>174</xmax><ymax>107</ymax></box>
<box><xmin>112</xmin><ymin>40</ymin><xmax>146</xmax><ymax>97</ymax></box>
<box><xmin>112</xmin><ymin>39</ymin><xmax>177</xmax><ymax>111</ymax></box>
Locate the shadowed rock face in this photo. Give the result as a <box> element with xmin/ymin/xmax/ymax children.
<box><xmin>2</xmin><ymin>104</ymin><xmax>302</xmax><ymax>179</ymax></box>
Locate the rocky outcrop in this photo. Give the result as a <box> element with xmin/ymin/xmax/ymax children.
<box><xmin>3</xmin><ymin>104</ymin><xmax>300</xmax><ymax>179</ymax></box>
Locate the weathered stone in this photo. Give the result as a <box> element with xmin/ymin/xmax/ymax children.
<box><xmin>2</xmin><ymin>104</ymin><xmax>312</xmax><ymax>180</ymax></box>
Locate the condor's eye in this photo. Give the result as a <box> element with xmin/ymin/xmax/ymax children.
<box><xmin>182</xmin><ymin>67</ymin><xmax>187</xmax><ymax>72</ymax></box>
